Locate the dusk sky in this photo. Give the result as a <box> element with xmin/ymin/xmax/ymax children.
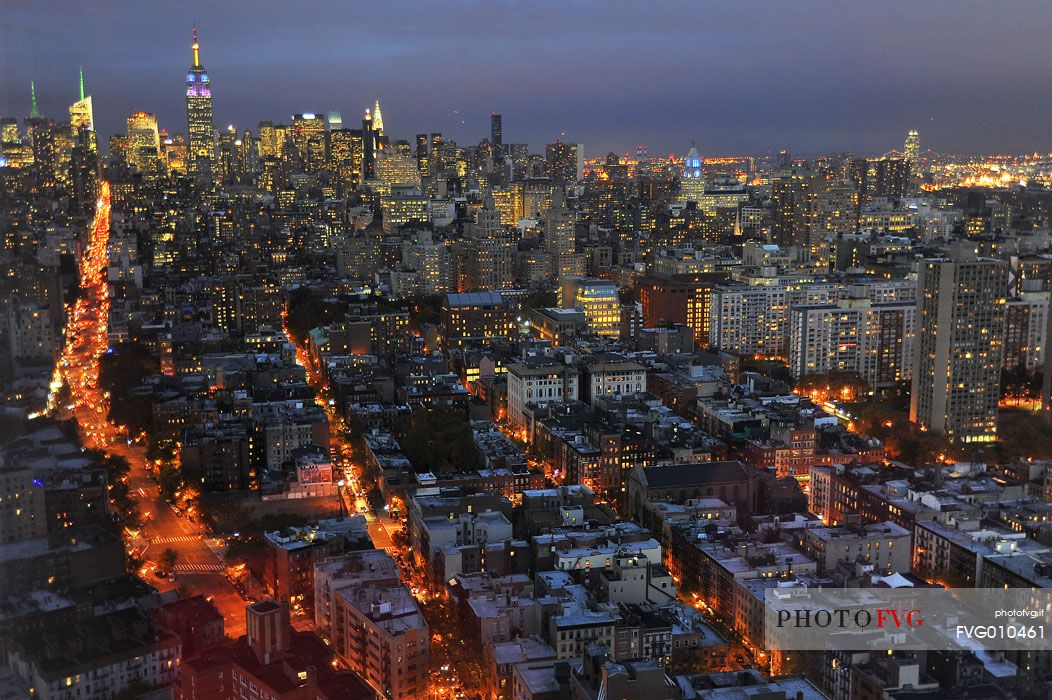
<box><xmin>3</xmin><ymin>0</ymin><xmax>1052</xmax><ymax>157</ymax></box>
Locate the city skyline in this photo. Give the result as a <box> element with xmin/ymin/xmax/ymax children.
<box><xmin>4</xmin><ymin>1</ymin><xmax>1052</xmax><ymax>156</ymax></box>
<box><xmin>7</xmin><ymin>4</ymin><xmax>1052</xmax><ymax>700</ymax></box>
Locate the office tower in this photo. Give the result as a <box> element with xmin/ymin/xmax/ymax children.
<box><xmin>910</xmin><ymin>243</ymin><xmax>1008</xmax><ymax>443</ymax></box>
<box><xmin>559</xmin><ymin>277</ymin><xmax>621</xmax><ymax>338</ymax></box>
<box><xmin>545</xmin><ymin>139</ymin><xmax>580</xmax><ymax>184</ymax></box>
<box><xmin>291</xmin><ymin>113</ymin><xmax>326</xmax><ymax>170</ymax></box>
<box><xmin>679</xmin><ymin>142</ymin><xmax>705</xmax><ymax>203</ymax></box>
<box><xmin>326</xmin><ymin>110</ymin><xmax>343</xmax><ymax>130</ymax></box>
<box><xmin>126</xmin><ymin>111</ymin><xmax>161</xmax><ymax>172</ymax></box>
<box><xmin>329</xmin><ymin>128</ymin><xmax>364</xmax><ymax>188</ymax></box>
<box><xmin>1</xmin><ymin>118</ymin><xmax>19</xmax><ymax>145</ymax></box>
<box><xmin>904</xmin><ymin>130</ymin><xmax>920</xmax><ymax>166</ymax></box>
<box><xmin>491</xmin><ymin>112</ymin><xmax>502</xmax><ymax>148</ymax></box>
<box><xmin>429</xmin><ymin>132</ymin><xmax>443</xmax><ymax>175</ymax></box>
<box><xmin>415</xmin><ymin>133</ymin><xmax>429</xmax><ymax>181</ymax></box>
<box><xmin>257</xmin><ymin>120</ymin><xmax>278</xmax><ymax>158</ymax></box>
<box><xmin>372</xmin><ymin>98</ymin><xmax>385</xmax><ymax>139</ymax></box>
<box><xmin>70</xmin><ymin>125</ymin><xmax>100</xmax><ymax>214</ymax></box>
<box><xmin>849</xmin><ymin>153</ymin><xmax>909</xmax><ymax>204</ymax></box>
<box><xmin>185</xmin><ymin>26</ymin><xmax>215</xmax><ymax>177</ymax></box>
<box><xmin>374</xmin><ymin>150</ymin><xmax>421</xmax><ymax>189</ymax></box>
<box><xmin>778</xmin><ymin>149</ymin><xmax>791</xmax><ymax>168</ymax></box>
<box><xmin>69</xmin><ymin>67</ymin><xmax>94</xmax><ymax>135</ymax></box>
<box><xmin>770</xmin><ymin>167</ymin><xmax>819</xmax><ymax>249</ymax></box>
<box><xmin>362</xmin><ymin>109</ymin><xmax>376</xmax><ymax>179</ymax></box>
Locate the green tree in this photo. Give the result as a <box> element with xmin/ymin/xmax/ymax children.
<box><xmin>285</xmin><ymin>286</ymin><xmax>344</xmax><ymax>344</ymax></box>
<box><xmin>157</xmin><ymin>463</ymin><xmax>182</xmax><ymax>501</ymax></box>
<box><xmin>99</xmin><ymin>342</ymin><xmax>160</xmax><ymax>437</ymax></box>
<box><xmin>994</xmin><ymin>409</ymin><xmax>1052</xmax><ymax>462</ymax></box>
<box><xmin>400</xmin><ymin>407</ymin><xmax>480</xmax><ymax>474</ymax></box>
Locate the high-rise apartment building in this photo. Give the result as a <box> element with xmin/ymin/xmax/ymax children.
<box><xmin>910</xmin><ymin>243</ymin><xmax>1008</xmax><ymax>443</ymax></box>
<box><xmin>185</xmin><ymin>26</ymin><xmax>215</xmax><ymax>177</ymax></box>
<box><xmin>545</xmin><ymin>139</ymin><xmax>581</xmax><ymax>184</ymax></box>
<box><xmin>770</xmin><ymin>167</ymin><xmax>820</xmax><ymax>249</ymax></box>
<box><xmin>789</xmin><ymin>291</ymin><xmax>917</xmax><ymax>391</ymax></box>
<box><xmin>1003</xmin><ymin>291</ymin><xmax>1048</xmax><ymax>371</ymax></box>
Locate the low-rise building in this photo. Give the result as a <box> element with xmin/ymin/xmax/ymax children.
<box><xmin>8</xmin><ymin>607</ymin><xmax>180</xmax><ymax>700</ymax></box>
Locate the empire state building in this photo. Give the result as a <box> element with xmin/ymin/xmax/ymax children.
<box><xmin>185</xmin><ymin>26</ymin><xmax>215</xmax><ymax>177</ymax></box>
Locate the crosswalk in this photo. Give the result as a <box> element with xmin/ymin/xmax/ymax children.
<box><xmin>173</xmin><ymin>563</ymin><xmax>225</xmax><ymax>573</ymax></box>
<box><xmin>151</xmin><ymin>535</ymin><xmax>202</xmax><ymax>544</ymax></box>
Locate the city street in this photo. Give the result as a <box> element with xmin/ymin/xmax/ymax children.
<box><xmin>54</xmin><ymin>181</ymin><xmax>250</xmax><ymax>639</ymax></box>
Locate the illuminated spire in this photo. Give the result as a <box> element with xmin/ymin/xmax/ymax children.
<box><xmin>78</xmin><ymin>67</ymin><xmax>85</xmax><ymax>101</ymax></box>
<box><xmin>192</xmin><ymin>25</ymin><xmax>201</xmax><ymax>68</ymax></box>
<box><xmin>30</xmin><ymin>81</ymin><xmax>39</xmax><ymax>118</ymax></box>
<box><xmin>372</xmin><ymin>99</ymin><xmax>384</xmax><ymax>133</ymax></box>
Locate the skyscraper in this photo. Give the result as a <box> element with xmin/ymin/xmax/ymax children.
<box><xmin>904</xmin><ymin>129</ymin><xmax>920</xmax><ymax>185</ymax></box>
<box><xmin>679</xmin><ymin>142</ymin><xmax>705</xmax><ymax>204</ymax></box>
<box><xmin>903</xmin><ymin>130</ymin><xmax>920</xmax><ymax>166</ymax></box>
<box><xmin>126</xmin><ymin>111</ymin><xmax>161</xmax><ymax>173</ymax></box>
<box><xmin>545</xmin><ymin>140</ymin><xmax>579</xmax><ymax>184</ymax></box>
<box><xmin>290</xmin><ymin>113</ymin><xmax>326</xmax><ymax>170</ymax></box>
<box><xmin>849</xmin><ymin>154</ymin><xmax>909</xmax><ymax>204</ymax></box>
<box><xmin>910</xmin><ymin>243</ymin><xmax>1008</xmax><ymax>443</ymax></box>
<box><xmin>372</xmin><ymin>99</ymin><xmax>385</xmax><ymax>137</ymax></box>
<box><xmin>69</xmin><ymin>67</ymin><xmax>94</xmax><ymax>135</ymax></box>
<box><xmin>185</xmin><ymin>26</ymin><xmax>215</xmax><ymax>177</ymax></box>
<box><xmin>490</xmin><ymin>113</ymin><xmax>502</xmax><ymax>148</ymax></box>
<box><xmin>770</xmin><ymin>167</ymin><xmax>820</xmax><ymax>249</ymax></box>
<box><xmin>330</xmin><ymin>128</ymin><xmax>364</xmax><ymax>187</ymax></box>
<box><xmin>362</xmin><ymin>109</ymin><xmax>375</xmax><ymax>179</ymax></box>
<box><xmin>414</xmin><ymin>133</ymin><xmax>429</xmax><ymax>182</ymax></box>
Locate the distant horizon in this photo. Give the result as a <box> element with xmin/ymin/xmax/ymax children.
<box><xmin>4</xmin><ymin>1</ymin><xmax>1052</xmax><ymax>156</ymax></box>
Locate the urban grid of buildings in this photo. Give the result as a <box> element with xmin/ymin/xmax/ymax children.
<box><xmin>5</xmin><ymin>23</ymin><xmax>1052</xmax><ymax>700</ymax></box>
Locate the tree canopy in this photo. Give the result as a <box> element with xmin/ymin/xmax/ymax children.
<box><xmin>400</xmin><ymin>407</ymin><xmax>481</xmax><ymax>474</ymax></box>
